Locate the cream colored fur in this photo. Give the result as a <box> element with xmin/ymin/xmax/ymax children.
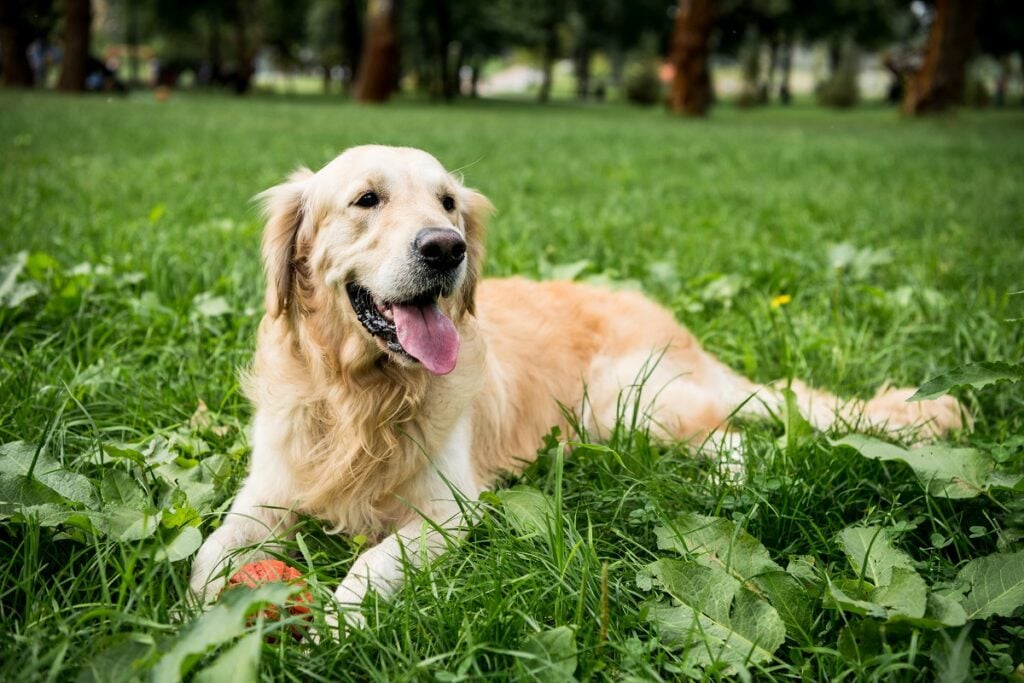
<box><xmin>189</xmin><ymin>145</ymin><xmax>968</xmax><ymax>629</ymax></box>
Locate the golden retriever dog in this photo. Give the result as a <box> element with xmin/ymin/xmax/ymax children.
<box><xmin>189</xmin><ymin>145</ymin><xmax>967</xmax><ymax>628</ymax></box>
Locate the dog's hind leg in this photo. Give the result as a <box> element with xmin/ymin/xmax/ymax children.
<box><xmin>732</xmin><ymin>378</ymin><xmax>970</xmax><ymax>440</ymax></box>
<box><xmin>582</xmin><ymin>347</ymin><xmax>968</xmax><ymax>456</ymax></box>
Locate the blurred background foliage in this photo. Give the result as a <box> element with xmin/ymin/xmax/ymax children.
<box><xmin>1</xmin><ymin>0</ymin><xmax>1023</xmax><ymax>114</ymax></box>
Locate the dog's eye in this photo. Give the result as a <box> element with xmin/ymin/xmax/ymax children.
<box><xmin>354</xmin><ymin>192</ymin><xmax>379</xmax><ymax>208</ymax></box>
<box><xmin>441</xmin><ymin>195</ymin><xmax>456</xmax><ymax>212</ymax></box>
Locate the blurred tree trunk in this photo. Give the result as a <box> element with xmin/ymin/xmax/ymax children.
<box><xmin>433</xmin><ymin>0</ymin><xmax>456</xmax><ymax>100</ymax></box>
<box><xmin>57</xmin><ymin>0</ymin><xmax>91</xmax><ymax>92</ymax></box>
<box><xmin>609</xmin><ymin>43</ymin><xmax>625</xmax><ymax>90</ymax></box>
<box><xmin>575</xmin><ymin>43</ymin><xmax>591</xmax><ymax>100</ymax></box>
<box><xmin>574</xmin><ymin>20</ymin><xmax>590</xmax><ymax>100</ymax></box>
<box><xmin>0</xmin><ymin>0</ymin><xmax>35</xmax><ymax>87</ymax></box>
<box><xmin>538</xmin><ymin>18</ymin><xmax>557</xmax><ymax>103</ymax></box>
<box><xmin>778</xmin><ymin>38</ymin><xmax>792</xmax><ymax>104</ymax></box>
<box><xmin>341</xmin><ymin>0</ymin><xmax>363</xmax><ymax>95</ymax></box>
<box><xmin>469</xmin><ymin>58</ymin><xmax>480</xmax><ymax>97</ymax></box>
<box><xmin>355</xmin><ymin>0</ymin><xmax>398</xmax><ymax>102</ymax></box>
<box><xmin>763</xmin><ymin>40</ymin><xmax>779</xmax><ymax>104</ymax></box>
<box><xmin>902</xmin><ymin>0</ymin><xmax>978</xmax><ymax>115</ymax></box>
<box><xmin>125</xmin><ymin>0</ymin><xmax>139</xmax><ymax>87</ymax></box>
<box><xmin>667</xmin><ymin>0</ymin><xmax>715</xmax><ymax>116</ymax></box>
<box><xmin>205</xmin><ymin>14</ymin><xmax>223</xmax><ymax>85</ymax></box>
<box><xmin>231</xmin><ymin>2</ymin><xmax>258</xmax><ymax>94</ymax></box>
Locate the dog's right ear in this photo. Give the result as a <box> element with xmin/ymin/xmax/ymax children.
<box><xmin>256</xmin><ymin>168</ymin><xmax>313</xmax><ymax>318</ymax></box>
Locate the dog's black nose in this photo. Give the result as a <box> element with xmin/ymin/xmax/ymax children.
<box><xmin>414</xmin><ymin>228</ymin><xmax>466</xmax><ymax>272</ymax></box>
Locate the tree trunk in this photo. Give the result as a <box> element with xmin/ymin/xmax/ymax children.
<box><xmin>763</xmin><ymin>40</ymin><xmax>779</xmax><ymax>104</ymax></box>
<box><xmin>0</xmin><ymin>0</ymin><xmax>35</xmax><ymax>87</ymax></box>
<box><xmin>433</xmin><ymin>0</ymin><xmax>456</xmax><ymax>100</ymax></box>
<box><xmin>355</xmin><ymin>0</ymin><xmax>398</xmax><ymax>102</ymax></box>
<box><xmin>469</xmin><ymin>59</ymin><xmax>480</xmax><ymax>97</ymax></box>
<box><xmin>574</xmin><ymin>19</ymin><xmax>590</xmax><ymax>100</ymax></box>
<box><xmin>778</xmin><ymin>40</ymin><xmax>792</xmax><ymax>104</ymax></box>
<box><xmin>667</xmin><ymin>0</ymin><xmax>715</xmax><ymax>116</ymax></box>
<box><xmin>231</xmin><ymin>2</ymin><xmax>257</xmax><ymax>95</ymax></box>
<box><xmin>538</xmin><ymin>21</ymin><xmax>557</xmax><ymax>103</ymax></box>
<box><xmin>902</xmin><ymin>0</ymin><xmax>978</xmax><ymax>115</ymax></box>
<box><xmin>125</xmin><ymin>0</ymin><xmax>139</xmax><ymax>87</ymax></box>
<box><xmin>57</xmin><ymin>0</ymin><xmax>91</xmax><ymax>92</ymax></box>
<box><xmin>609</xmin><ymin>43</ymin><xmax>625</xmax><ymax>90</ymax></box>
<box><xmin>575</xmin><ymin>42</ymin><xmax>591</xmax><ymax>100</ymax></box>
<box><xmin>341</xmin><ymin>0</ymin><xmax>363</xmax><ymax>95</ymax></box>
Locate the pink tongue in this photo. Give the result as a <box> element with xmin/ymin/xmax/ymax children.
<box><xmin>392</xmin><ymin>302</ymin><xmax>460</xmax><ymax>375</ymax></box>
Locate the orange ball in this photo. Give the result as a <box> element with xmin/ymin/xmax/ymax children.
<box><xmin>226</xmin><ymin>559</ymin><xmax>313</xmax><ymax>637</ymax></box>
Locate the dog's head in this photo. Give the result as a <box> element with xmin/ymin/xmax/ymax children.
<box><xmin>257</xmin><ymin>145</ymin><xmax>493</xmax><ymax>375</ymax></box>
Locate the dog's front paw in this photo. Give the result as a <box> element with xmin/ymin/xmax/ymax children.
<box><xmin>865</xmin><ymin>386</ymin><xmax>972</xmax><ymax>440</ymax></box>
<box><xmin>188</xmin><ymin>531</ymin><xmax>237</xmax><ymax>607</ymax></box>
<box><xmin>187</xmin><ymin>572</ymin><xmax>227</xmax><ymax>609</ymax></box>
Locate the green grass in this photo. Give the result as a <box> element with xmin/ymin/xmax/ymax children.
<box><xmin>1</xmin><ymin>91</ymin><xmax>1023</xmax><ymax>682</ymax></box>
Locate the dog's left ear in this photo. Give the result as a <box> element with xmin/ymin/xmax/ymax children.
<box><xmin>256</xmin><ymin>168</ymin><xmax>313</xmax><ymax>318</ymax></box>
<box><xmin>455</xmin><ymin>187</ymin><xmax>494</xmax><ymax>318</ymax></box>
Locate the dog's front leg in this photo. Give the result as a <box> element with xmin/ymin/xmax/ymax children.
<box><xmin>189</xmin><ymin>442</ymin><xmax>298</xmax><ymax>605</ymax></box>
<box><xmin>329</xmin><ymin>415</ymin><xmax>478</xmax><ymax>630</ymax></box>
<box><xmin>331</xmin><ymin>502</ymin><xmax>465</xmax><ymax>625</ymax></box>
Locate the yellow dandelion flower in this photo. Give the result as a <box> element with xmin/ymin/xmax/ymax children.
<box><xmin>770</xmin><ymin>294</ymin><xmax>792</xmax><ymax>309</ymax></box>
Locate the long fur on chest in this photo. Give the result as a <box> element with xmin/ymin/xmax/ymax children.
<box><xmin>246</xmin><ymin>311</ymin><xmax>477</xmax><ymax>535</ymax></box>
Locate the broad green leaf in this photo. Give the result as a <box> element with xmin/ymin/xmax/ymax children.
<box><xmin>151</xmin><ymin>583</ymin><xmax>292</xmax><ymax>683</ymax></box>
<box><xmin>582</xmin><ymin>273</ymin><xmax>642</xmax><ymax>292</ymax></box>
<box><xmin>0</xmin><ymin>475</ymin><xmax>67</xmax><ymax>514</ymax></box>
<box><xmin>911</xmin><ymin>593</ymin><xmax>968</xmax><ymax>629</ymax></box>
<box><xmin>825</xmin><ymin>580</ymin><xmax>889</xmax><ymax>619</ymax></box>
<box><xmin>872</xmin><ymin>567</ymin><xmax>927</xmax><ymax>619</ymax></box>
<box><xmin>834</xmin><ymin>435</ymin><xmax>1020</xmax><ymax>498</ymax></box>
<box><xmin>779</xmin><ymin>387</ymin><xmax>814</xmax><ymax>453</ymax></box>
<box><xmin>76</xmin><ymin>633</ymin><xmax>158</xmax><ymax>683</ymax></box>
<box><xmin>911</xmin><ymin>361</ymin><xmax>1024</xmax><ymax>401</ymax></box>
<box><xmin>655</xmin><ymin>512</ymin><xmax>781</xmax><ymax>582</ymax></box>
<box><xmin>640</xmin><ymin>559</ymin><xmax>785</xmax><ymax>671</ymax></box>
<box><xmin>786</xmin><ymin>556</ymin><xmax>822</xmax><ymax>588</ymax></box>
<box><xmin>876</xmin><ymin>592</ymin><xmax>967</xmax><ymax>629</ymax></box>
<box><xmin>837</xmin><ymin>525</ymin><xmax>915</xmax><ymax>587</ymax></box>
<box><xmin>520</xmin><ymin>626</ymin><xmax>577</xmax><ymax>682</ymax></box>
<box><xmin>192</xmin><ymin>292</ymin><xmax>232</xmax><ymax>318</ymax></box>
<box><xmin>99</xmin><ymin>469</ymin><xmax>149</xmax><ymax>510</ymax></box>
<box><xmin>495</xmin><ymin>486</ymin><xmax>554</xmax><ymax>540</ymax></box>
<box><xmin>837</xmin><ymin>620</ymin><xmax>886</xmax><ymax>663</ymax></box>
<box><xmin>540</xmin><ymin>258</ymin><xmax>591</xmax><ymax>282</ymax></box>
<box><xmin>94</xmin><ymin>507</ymin><xmax>162</xmax><ymax>541</ymax></box>
<box><xmin>656</xmin><ymin>514</ymin><xmax>812</xmax><ymax>639</ymax></box>
<box><xmin>6</xmin><ymin>504</ymin><xmax>98</xmax><ymax>534</ymax></box>
<box><xmin>751</xmin><ymin>570</ymin><xmax>816</xmax><ymax>640</ymax></box>
<box><xmin>0</xmin><ymin>441</ymin><xmax>96</xmax><ymax>507</ymax></box>
<box><xmin>194</xmin><ymin>631</ymin><xmax>261</xmax><ymax>683</ymax></box>
<box><xmin>956</xmin><ymin>550</ymin><xmax>1024</xmax><ymax>620</ymax></box>
<box><xmin>827</xmin><ymin>242</ymin><xmax>892</xmax><ymax>281</ymax></box>
<box><xmin>150</xmin><ymin>526</ymin><xmax>203</xmax><ymax>563</ymax></box>
<box><xmin>154</xmin><ymin>453</ymin><xmax>226</xmax><ymax>511</ymax></box>
<box><xmin>102</xmin><ymin>444</ymin><xmax>147</xmax><ymax>465</ymax></box>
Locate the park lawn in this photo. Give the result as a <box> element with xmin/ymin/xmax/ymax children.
<box><xmin>1</xmin><ymin>91</ymin><xmax>1023</xmax><ymax>681</ymax></box>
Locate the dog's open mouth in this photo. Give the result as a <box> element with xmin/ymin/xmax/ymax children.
<box><xmin>346</xmin><ymin>283</ymin><xmax>460</xmax><ymax>375</ymax></box>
